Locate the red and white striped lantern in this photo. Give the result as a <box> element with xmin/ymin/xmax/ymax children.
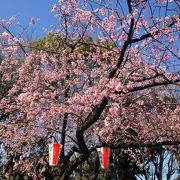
<box><xmin>97</xmin><ymin>147</ymin><xmax>110</xmax><ymax>176</ymax></box>
<box><xmin>49</xmin><ymin>143</ymin><xmax>62</xmax><ymax>166</ymax></box>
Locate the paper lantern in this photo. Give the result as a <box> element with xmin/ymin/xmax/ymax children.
<box><xmin>49</xmin><ymin>143</ymin><xmax>62</xmax><ymax>166</ymax></box>
<box><xmin>97</xmin><ymin>147</ymin><xmax>110</xmax><ymax>176</ymax></box>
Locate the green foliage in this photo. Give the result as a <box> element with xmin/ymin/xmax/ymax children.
<box><xmin>79</xmin><ymin>37</ymin><xmax>93</xmax><ymax>52</ymax></box>
<box><xmin>31</xmin><ymin>33</ymin><xmax>65</xmax><ymax>52</ymax></box>
<box><xmin>69</xmin><ymin>151</ymin><xmax>116</xmax><ymax>180</ymax></box>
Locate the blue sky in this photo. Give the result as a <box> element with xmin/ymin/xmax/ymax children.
<box><xmin>0</xmin><ymin>0</ymin><xmax>58</xmax><ymax>39</ymax></box>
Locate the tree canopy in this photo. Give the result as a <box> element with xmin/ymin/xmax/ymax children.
<box><xmin>0</xmin><ymin>0</ymin><xmax>179</xmax><ymax>179</ymax></box>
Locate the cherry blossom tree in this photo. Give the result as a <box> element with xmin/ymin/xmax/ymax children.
<box><xmin>0</xmin><ymin>0</ymin><xmax>180</xmax><ymax>179</ymax></box>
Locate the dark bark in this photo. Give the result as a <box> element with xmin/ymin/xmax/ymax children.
<box><xmin>46</xmin><ymin>3</ymin><xmax>179</xmax><ymax>180</ymax></box>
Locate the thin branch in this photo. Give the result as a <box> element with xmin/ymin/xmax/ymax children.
<box><xmin>130</xmin><ymin>18</ymin><xmax>177</xmax><ymax>44</ymax></box>
<box><xmin>0</xmin><ymin>24</ymin><xmax>28</xmax><ymax>56</ymax></box>
<box><xmin>128</xmin><ymin>78</ymin><xmax>180</xmax><ymax>93</ymax></box>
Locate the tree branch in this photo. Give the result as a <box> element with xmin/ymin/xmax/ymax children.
<box><xmin>130</xmin><ymin>18</ymin><xmax>176</xmax><ymax>44</ymax></box>
<box><xmin>128</xmin><ymin>78</ymin><xmax>180</xmax><ymax>92</ymax></box>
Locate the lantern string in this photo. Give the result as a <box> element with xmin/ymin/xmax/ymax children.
<box><xmin>104</xmin><ymin>168</ymin><xmax>107</xmax><ymax>177</ymax></box>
